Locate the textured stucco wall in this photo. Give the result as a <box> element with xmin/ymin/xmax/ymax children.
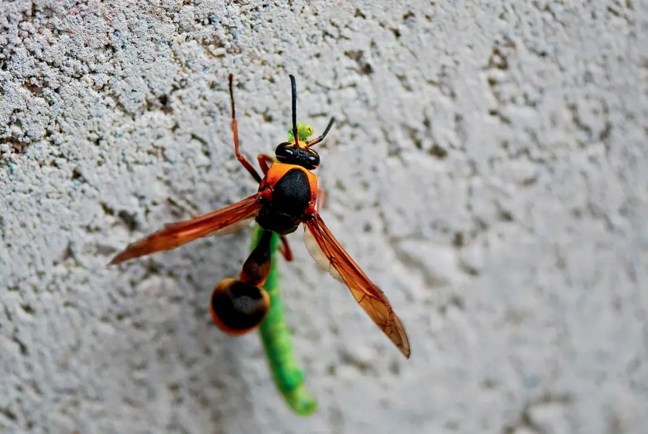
<box><xmin>1</xmin><ymin>1</ymin><xmax>647</xmax><ymax>433</ymax></box>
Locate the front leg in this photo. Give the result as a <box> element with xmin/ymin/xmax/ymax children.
<box><xmin>228</xmin><ymin>74</ymin><xmax>262</xmax><ymax>183</ymax></box>
<box><xmin>257</xmin><ymin>153</ymin><xmax>275</xmax><ymax>175</ymax></box>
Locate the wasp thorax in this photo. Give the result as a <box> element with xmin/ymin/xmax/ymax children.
<box><xmin>275</xmin><ymin>142</ymin><xmax>320</xmax><ymax>169</ymax></box>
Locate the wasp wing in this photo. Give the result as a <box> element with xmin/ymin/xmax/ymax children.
<box><xmin>110</xmin><ymin>194</ymin><xmax>261</xmax><ymax>264</ymax></box>
<box><xmin>303</xmin><ymin>226</ymin><xmax>343</xmax><ymax>282</ymax></box>
<box><xmin>304</xmin><ymin>213</ymin><xmax>411</xmax><ymax>358</ymax></box>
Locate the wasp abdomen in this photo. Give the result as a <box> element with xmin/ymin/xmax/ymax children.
<box><xmin>210</xmin><ymin>278</ymin><xmax>270</xmax><ymax>335</ymax></box>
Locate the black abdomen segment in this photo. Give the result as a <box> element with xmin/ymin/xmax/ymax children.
<box><xmin>256</xmin><ymin>169</ymin><xmax>311</xmax><ymax>234</ymax></box>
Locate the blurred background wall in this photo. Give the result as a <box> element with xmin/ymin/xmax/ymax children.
<box><xmin>1</xmin><ymin>1</ymin><xmax>646</xmax><ymax>433</ymax></box>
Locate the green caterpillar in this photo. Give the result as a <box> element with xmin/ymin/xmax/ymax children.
<box><xmin>251</xmin><ymin>225</ymin><xmax>317</xmax><ymax>415</ymax></box>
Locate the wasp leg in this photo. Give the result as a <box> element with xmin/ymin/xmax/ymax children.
<box><xmin>228</xmin><ymin>74</ymin><xmax>262</xmax><ymax>183</ymax></box>
<box><xmin>257</xmin><ymin>153</ymin><xmax>275</xmax><ymax>175</ymax></box>
<box><xmin>279</xmin><ymin>235</ymin><xmax>293</xmax><ymax>261</ymax></box>
<box><xmin>166</xmin><ymin>197</ymin><xmax>200</xmax><ymax>219</ymax></box>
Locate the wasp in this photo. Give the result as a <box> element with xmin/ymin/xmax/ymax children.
<box><xmin>111</xmin><ymin>75</ymin><xmax>410</xmax><ymax>358</ymax></box>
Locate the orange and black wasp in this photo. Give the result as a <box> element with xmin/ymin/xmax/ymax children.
<box><xmin>110</xmin><ymin>75</ymin><xmax>411</xmax><ymax>358</ymax></box>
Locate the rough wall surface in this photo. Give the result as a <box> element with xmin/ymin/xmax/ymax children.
<box><xmin>1</xmin><ymin>1</ymin><xmax>647</xmax><ymax>433</ymax></box>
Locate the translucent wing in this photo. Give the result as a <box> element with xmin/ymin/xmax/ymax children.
<box><xmin>304</xmin><ymin>213</ymin><xmax>411</xmax><ymax>358</ymax></box>
<box><xmin>110</xmin><ymin>194</ymin><xmax>261</xmax><ymax>264</ymax></box>
<box><xmin>303</xmin><ymin>227</ymin><xmax>343</xmax><ymax>282</ymax></box>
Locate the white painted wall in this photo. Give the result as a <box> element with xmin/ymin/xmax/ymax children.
<box><xmin>1</xmin><ymin>1</ymin><xmax>647</xmax><ymax>433</ymax></box>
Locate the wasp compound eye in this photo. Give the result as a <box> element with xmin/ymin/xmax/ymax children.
<box><xmin>275</xmin><ymin>142</ymin><xmax>320</xmax><ymax>169</ymax></box>
<box><xmin>275</xmin><ymin>142</ymin><xmax>296</xmax><ymax>161</ymax></box>
<box><xmin>210</xmin><ymin>278</ymin><xmax>270</xmax><ymax>335</ymax></box>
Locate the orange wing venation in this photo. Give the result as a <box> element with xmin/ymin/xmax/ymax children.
<box><xmin>110</xmin><ymin>194</ymin><xmax>261</xmax><ymax>265</ymax></box>
<box><xmin>305</xmin><ymin>213</ymin><xmax>411</xmax><ymax>358</ymax></box>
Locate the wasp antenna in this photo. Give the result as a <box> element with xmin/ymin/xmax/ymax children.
<box><xmin>307</xmin><ymin>117</ymin><xmax>335</xmax><ymax>147</ymax></box>
<box><xmin>289</xmin><ymin>75</ymin><xmax>299</xmax><ymax>145</ymax></box>
<box><xmin>228</xmin><ymin>74</ymin><xmax>236</xmax><ymax>120</ymax></box>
